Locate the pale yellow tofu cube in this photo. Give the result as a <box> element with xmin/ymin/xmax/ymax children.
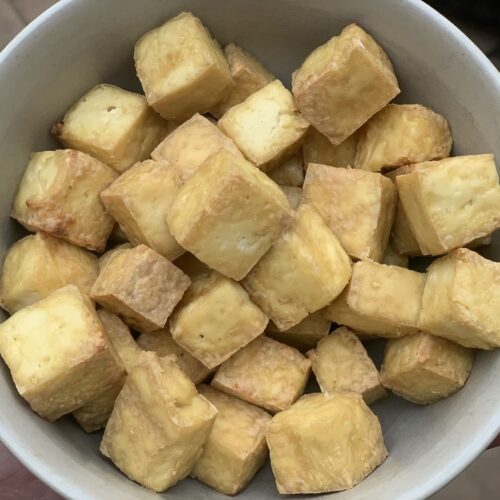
<box><xmin>100</xmin><ymin>352</ymin><xmax>217</xmax><ymax>492</ymax></box>
<box><xmin>0</xmin><ymin>285</ymin><xmax>125</xmax><ymax>421</ymax></box>
<box><xmin>218</xmin><ymin>80</ymin><xmax>309</xmax><ymax>171</ymax></box>
<box><xmin>166</xmin><ymin>150</ymin><xmax>293</xmax><ymax>280</ymax></box>
<box><xmin>52</xmin><ymin>84</ymin><xmax>167</xmax><ymax>173</ymax></box>
<box><xmin>97</xmin><ymin>243</ymin><xmax>133</xmax><ymax>275</ymax></box>
<box><xmin>91</xmin><ymin>245</ymin><xmax>190</xmax><ymax>333</ymax></box>
<box><xmin>382</xmin><ymin>243</ymin><xmax>409</xmax><ymax>268</ymax></box>
<box><xmin>173</xmin><ymin>252</ymin><xmax>210</xmax><ymax>280</ymax></box>
<box><xmin>134</xmin><ymin>12</ymin><xmax>234</xmax><ymax>121</ymax></box>
<box><xmin>325</xmin><ymin>260</ymin><xmax>426</xmax><ymax>338</ymax></box>
<box><xmin>267</xmin><ymin>392</ymin><xmax>388</xmax><ymax>494</ymax></box>
<box><xmin>307</xmin><ymin>327</ymin><xmax>386</xmax><ymax>404</ymax></box>
<box><xmin>11</xmin><ymin>150</ymin><xmax>117</xmax><ymax>252</ymax></box>
<box><xmin>170</xmin><ymin>271</ymin><xmax>268</xmax><ymax>369</ymax></box>
<box><xmin>191</xmin><ymin>385</ymin><xmax>271</xmax><ymax>495</ymax></box>
<box><xmin>380</xmin><ymin>331</ymin><xmax>474</xmax><ymax>404</ymax></box>
<box><xmin>268</xmin><ymin>155</ymin><xmax>304</xmax><ymax>187</ymax></box>
<box><xmin>303</xmin><ymin>163</ymin><xmax>397</xmax><ymax>261</ymax></box>
<box><xmin>292</xmin><ymin>24</ymin><xmax>400</xmax><ymax>146</ymax></box>
<box><xmin>211</xmin><ymin>336</ymin><xmax>311</xmax><ymax>413</ymax></box>
<box><xmin>280</xmin><ymin>186</ymin><xmax>302</xmax><ymax>209</ymax></box>
<box><xmin>100</xmin><ymin>160</ymin><xmax>184</xmax><ymax>260</ymax></box>
<box><xmin>242</xmin><ymin>204</ymin><xmax>352</xmax><ymax>330</ymax></box>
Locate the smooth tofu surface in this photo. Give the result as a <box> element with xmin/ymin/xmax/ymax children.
<box><xmin>0</xmin><ymin>232</ymin><xmax>97</xmax><ymax>314</ymax></box>
<box><xmin>191</xmin><ymin>385</ymin><xmax>271</xmax><ymax>495</ymax></box>
<box><xmin>292</xmin><ymin>23</ymin><xmax>400</xmax><ymax>146</ymax></box>
<box><xmin>97</xmin><ymin>243</ymin><xmax>133</xmax><ymax>275</ymax></box>
<box><xmin>218</xmin><ymin>80</ymin><xmax>309</xmax><ymax>171</ymax></box>
<box><xmin>280</xmin><ymin>186</ymin><xmax>302</xmax><ymax>209</ymax></box>
<box><xmin>211</xmin><ymin>336</ymin><xmax>311</xmax><ymax>413</ymax></box>
<box><xmin>382</xmin><ymin>243</ymin><xmax>409</xmax><ymax>268</ymax></box>
<box><xmin>267</xmin><ymin>392</ymin><xmax>388</xmax><ymax>494</ymax></box>
<box><xmin>380</xmin><ymin>331</ymin><xmax>474</xmax><ymax>404</ymax></box>
<box><xmin>303</xmin><ymin>163</ymin><xmax>397</xmax><ymax>261</ymax></box>
<box><xmin>242</xmin><ymin>204</ymin><xmax>352</xmax><ymax>331</ymax></box>
<box><xmin>166</xmin><ymin>150</ymin><xmax>293</xmax><ymax>280</ymax></box>
<box><xmin>11</xmin><ymin>150</ymin><xmax>117</xmax><ymax>252</ymax></box>
<box><xmin>134</xmin><ymin>12</ymin><xmax>234</xmax><ymax>121</ymax></box>
<box><xmin>303</xmin><ymin>128</ymin><xmax>359</xmax><ymax>169</ymax></box>
<box><xmin>268</xmin><ymin>155</ymin><xmax>304</xmax><ymax>187</ymax></box>
<box><xmin>173</xmin><ymin>252</ymin><xmax>210</xmax><ymax>280</ymax></box>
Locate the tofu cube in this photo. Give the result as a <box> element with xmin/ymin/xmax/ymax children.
<box><xmin>242</xmin><ymin>204</ymin><xmax>352</xmax><ymax>330</ymax></box>
<box><xmin>292</xmin><ymin>24</ymin><xmax>400</xmax><ymax>146</ymax></box>
<box><xmin>91</xmin><ymin>245</ymin><xmax>190</xmax><ymax>333</ymax></box>
<box><xmin>218</xmin><ymin>80</ymin><xmax>309</xmax><ymax>171</ymax></box>
<box><xmin>170</xmin><ymin>271</ymin><xmax>268</xmax><ymax>369</ymax></box>
<box><xmin>381</xmin><ymin>332</ymin><xmax>474</xmax><ymax>404</ymax></box>
<box><xmin>307</xmin><ymin>327</ymin><xmax>386</xmax><ymax>404</ymax></box>
<box><xmin>0</xmin><ymin>285</ymin><xmax>125</xmax><ymax>421</ymax></box>
<box><xmin>325</xmin><ymin>260</ymin><xmax>426</xmax><ymax>338</ymax></box>
<box><xmin>211</xmin><ymin>336</ymin><xmax>311</xmax><ymax>413</ymax></box>
<box><xmin>97</xmin><ymin>243</ymin><xmax>133</xmax><ymax>275</ymax></box>
<box><xmin>191</xmin><ymin>385</ymin><xmax>271</xmax><ymax>495</ymax></box>
<box><xmin>267</xmin><ymin>392</ymin><xmax>388</xmax><ymax>494</ymax></box>
<box><xmin>280</xmin><ymin>186</ymin><xmax>302</xmax><ymax>209</ymax></box>
<box><xmin>52</xmin><ymin>84</ymin><xmax>167</xmax><ymax>173</ymax></box>
<box><xmin>134</xmin><ymin>12</ymin><xmax>234</xmax><ymax>121</ymax></box>
<box><xmin>269</xmin><ymin>155</ymin><xmax>304</xmax><ymax>187</ymax></box>
<box><xmin>381</xmin><ymin>243</ymin><xmax>409</xmax><ymax>268</ymax></box>
<box><xmin>166</xmin><ymin>150</ymin><xmax>293</xmax><ymax>280</ymax></box>
<box><xmin>11</xmin><ymin>150</ymin><xmax>117</xmax><ymax>252</ymax></box>
<box><xmin>100</xmin><ymin>160</ymin><xmax>184</xmax><ymax>260</ymax></box>
<box><xmin>0</xmin><ymin>232</ymin><xmax>97</xmax><ymax>314</ymax></box>
<box><xmin>303</xmin><ymin>163</ymin><xmax>397</xmax><ymax>261</ymax></box>
<box><xmin>173</xmin><ymin>252</ymin><xmax>210</xmax><ymax>280</ymax></box>
<box><xmin>100</xmin><ymin>352</ymin><xmax>217</xmax><ymax>492</ymax></box>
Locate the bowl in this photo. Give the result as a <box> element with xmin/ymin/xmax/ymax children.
<box><xmin>0</xmin><ymin>0</ymin><xmax>499</xmax><ymax>498</ymax></box>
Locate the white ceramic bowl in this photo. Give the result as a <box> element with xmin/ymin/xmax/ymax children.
<box><xmin>0</xmin><ymin>0</ymin><xmax>499</xmax><ymax>498</ymax></box>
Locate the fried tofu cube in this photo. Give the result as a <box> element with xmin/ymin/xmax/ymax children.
<box><xmin>267</xmin><ymin>392</ymin><xmax>388</xmax><ymax>494</ymax></box>
<box><xmin>355</xmin><ymin>104</ymin><xmax>452</xmax><ymax>172</ymax></box>
<box><xmin>52</xmin><ymin>84</ymin><xmax>167</xmax><ymax>173</ymax></box>
<box><xmin>280</xmin><ymin>186</ymin><xmax>302</xmax><ymax>209</ymax></box>
<box><xmin>151</xmin><ymin>113</ymin><xmax>243</xmax><ymax>183</ymax></box>
<box><xmin>0</xmin><ymin>285</ymin><xmax>125</xmax><ymax>421</ymax></box>
<box><xmin>211</xmin><ymin>336</ymin><xmax>311</xmax><ymax>413</ymax></box>
<box><xmin>170</xmin><ymin>271</ymin><xmax>267</xmax><ymax>369</ymax></box>
<box><xmin>100</xmin><ymin>352</ymin><xmax>217</xmax><ymax>492</ymax></box>
<box><xmin>97</xmin><ymin>243</ymin><xmax>133</xmax><ymax>274</ymax></box>
<box><xmin>382</xmin><ymin>243</ymin><xmax>409</xmax><ymax>268</ymax></box>
<box><xmin>191</xmin><ymin>385</ymin><xmax>271</xmax><ymax>494</ymax></box>
<box><xmin>100</xmin><ymin>160</ymin><xmax>184</xmax><ymax>260</ymax></box>
<box><xmin>303</xmin><ymin>163</ymin><xmax>397</xmax><ymax>261</ymax></box>
<box><xmin>11</xmin><ymin>150</ymin><xmax>117</xmax><ymax>252</ymax></box>
<box><xmin>243</xmin><ymin>204</ymin><xmax>352</xmax><ymax>330</ymax></box>
<box><xmin>0</xmin><ymin>232</ymin><xmax>97</xmax><ymax>314</ymax></box>
<box><xmin>269</xmin><ymin>155</ymin><xmax>304</xmax><ymax>187</ymax></box>
<box><xmin>381</xmin><ymin>332</ymin><xmax>474</xmax><ymax>404</ymax></box>
<box><xmin>292</xmin><ymin>24</ymin><xmax>400</xmax><ymax>146</ymax></box>
<box><xmin>173</xmin><ymin>252</ymin><xmax>210</xmax><ymax>280</ymax></box>
<box><xmin>218</xmin><ymin>80</ymin><xmax>309</xmax><ymax>171</ymax></box>
<box><xmin>91</xmin><ymin>245</ymin><xmax>190</xmax><ymax>333</ymax></box>
<box><xmin>167</xmin><ymin>150</ymin><xmax>293</xmax><ymax>280</ymax></box>
<box><xmin>134</xmin><ymin>12</ymin><xmax>234</xmax><ymax>121</ymax></box>
<box><xmin>396</xmin><ymin>155</ymin><xmax>500</xmax><ymax>255</ymax></box>
<box><xmin>307</xmin><ymin>327</ymin><xmax>386</xmax><ymax>404</ymax></box>
<box><xmin>325</xmin><ymin>260</ymin><xmax>426</xmax><ymax>338</ymax></box>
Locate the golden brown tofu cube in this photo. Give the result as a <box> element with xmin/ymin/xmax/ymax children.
<box><xmin>52</xmin><ymin>84</ymin><xmax>167</xmax><ymax>173</ymax></box>
<box><xmin>151</xmin><ymin>113</ymin><xmax>243</xmax><ymax>183</ymax></box>
<box><xmin>100</xmin><ymin>352</ymin><xmax>217</xmax><ymax>492</ymax></box>
<box><xmin>280</xmin><ymin>186</ymin><xmax>302</xmax><ymax>209</ymax></box>
<box><xmin>307</xmin><ymin>327</ymin><xmax>386</xmax><ymax>404</ymax></box>
<box><xmin>170</xmin><ymin>271</ymin><xmax>268</xmax><ymax>369</ymax></box>
<box><xmin>396</xmin><ymin>155</ymin><xmax>500</xmax><ymax>255</ymax></box>
<box><xmin>11</xmin><ymin>150</ymin><xmax>117</xmax><ymax>252</ymax></box>
<box><xmin>268</xmin><ymin>155</ymin><xmax>304</xmax><ymax>187</ymax></box>
<box><xmin>303</xmin><ymin>163</ymin><xmax>397</xmax><ymax>261</ymax></box>
<box><xmin>167</xmin><ymin>150</ymin><xmax>293</xmax><ymax>280</ymax></box>
<box><xmin>292</xmin><ymin>24</ymin><xmax>400</xmax><ymax>146</ymax></box>
<box><xmin>91</xmin><ymin>245</ymin><xmax>190</xmax><ymax>333</ymax></box>
<box><xmin>0</xmin><ymin>232</ymin><xmax>97</xmax><ymax>314</ymax></box>
<box><xmin>134</xmin><ymin>12</ymin><xmax>234</xmax><ymax>121</ymax></box>
<box><xmin>97</xmin><ymin>243</ymin><xmax>133</xmax><ymax>275</ymax></box>
<box><xmin>381</xmin><ymin>332</ymin><xmax>474</xmax><ymax>404</ymax></box>
<box><xmin>243</xmin><ymin>204</ymin><xmax>352</xmax><ymax>330</ymax></box>
<box><xmin>267</xmin><ymin>392</ymin><xmax>388</xmax><ymax>494</ymax></box>
<box><xmin>173</xmin><ymin>252</ymin><xmax>210</xmax><ymax>280</ymax></box>
<box><xmin>0</xmin><ymin>285</ymin><xmax>125</xmax><ymax>421</ymax></box>
<box><xmin>218</xmin><ymin>80</ymin><xmax>309</xmax><ymax>171</ymax></box>
<box><xmin>100</xmin><ymin>160</ymin><xmax>184</xmax><ymax>260</ymax></box>
<box><xmin>211</xmin><ymin>336</ymin><xmax>311</xmax><ymax>413</ymax></box>
<box><xmin>382</xmin><ymin>243</ymin><xmax>409</xmax><ymax>268</ymax></box>
<box><xmin>355</xmin><ymin>104</ymin><xmax>452</xmax><ymax>172</ymax></box>
<box><xmin>325</xmin><ymin>260</ymin><xmax>426</xmax><ymax>338</ymax></box>
<box><xmin>191</xmin><ymin>385</ymin><xmax>271</xmax><ymax>495</ymax></box>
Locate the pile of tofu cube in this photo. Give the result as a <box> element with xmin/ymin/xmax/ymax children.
<box><xmin>0</xmin><ymin>11</ymin><xmax>499</xmax><ymax>496</ymax></box>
